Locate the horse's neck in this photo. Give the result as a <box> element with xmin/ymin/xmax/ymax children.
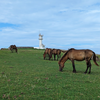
<box><xmin>60</xmin><ymin>55</ymin><xmax>68</xmax><ymax>64</ymax></box>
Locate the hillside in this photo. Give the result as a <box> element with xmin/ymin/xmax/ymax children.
<box><xmin>0</xmin><ymin>48</ymin><xmax>100</xmax><ymax>100</ymax></box>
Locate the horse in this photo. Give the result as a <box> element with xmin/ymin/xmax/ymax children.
<box><xmin>9</xmin><ymin>45</ymin><xmax>18</xmax><ymax>53</ymax></box>
<box><xmin>51</xmin><ymin>49</ymin><xmax>61</xmax><ymax>60</ymax></box>
<box><xmin>43</xmin><ymin>48</ymin><xmax>52</xmax><ymax>60</ymax></box>
<box><xmin>58</xmin><ymin>48</ymin><xmax>99</xmax><ymax>74</ymax></box>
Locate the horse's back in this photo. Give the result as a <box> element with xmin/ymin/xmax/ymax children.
<box><xmin>57</xmin><ymin>49</ymin><xmax>61</xmax><ymax>55</ymax></box>
<box><xmin>69</xmin><ymin>50</ymin><xmax>85</xmax><ymax>60</ymax></box>
<box><xmin>51</xmin><ymin>49</ymin><xmax>57</xmax><ymax>54</ymax></box>
<box><xmin>84</xmin><ymin>49</ymin><xmax>93</xmax><ymax>58</ymax></box>
<box><xmin>68</xmin><ymin>49</ymin><xmax>93</xmax><ymax>61</ymax></box>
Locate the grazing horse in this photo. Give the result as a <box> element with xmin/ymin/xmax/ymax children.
<box><xmin>9</xmin><ymin>45</ymin><xmax>18</xmax><ymax>53</ymax></box>
<box><xmin>58</xmin><ymin>48</ymin><xmax>99</xmax><ymax>74</ymax></box>
<box><xmin>43</xmin><ymin>48</ymin><xmax>52</xmax><ymax>60</ymax></box>
<box><xmin>51</xmin><ymin>49</ymin><xmax>61</xmax><ymax>60</ymax></box>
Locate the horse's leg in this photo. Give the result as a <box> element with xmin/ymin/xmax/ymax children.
<box><xmin>57</xmin><ymin>55</ymin><xmax>58</xmax><ymax>61</ymax></box>
<box><xmin>84</xmin><ymin>59</ymin><xmax>90</xmax><ymax>74</ymax></box>
<box><xmin>54</xmin><ymin>54</ymin><xmax>55</xmax><ymax>60</ymax></box>
<box><xmin>48</xmin><ymin>54</ymin><xmax>50</xmax><ymax>60</ymax></box>
<box><xmin>71</xmin><ymin>60</ymin><xmax>76</xmax><ymax>73</ymax></box>
<box><xmin>48</xmin><ymin>53</ymin><xmax>51</xmax><ymax>60</ymax></box>
<box><xmin>16</xmin><ymin>49</ymin><xmax>18</xmax><ymax>53</ymax></box>
<box><xmin>88</xmin><ymin>61</ymin><xmax>91</xmax><ymax>74</ymax></box>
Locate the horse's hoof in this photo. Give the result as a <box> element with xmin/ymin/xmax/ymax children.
<box><xmin>73</xmin><ymin>71</ymin><xmax>76</xmax><ymax>73</ymax></box>
<box><xmin>59</xmin><ymin>69</ymin><xmax>62</xmax><ymax>71</ymax></box>
<box><xmin>73</xmin><ymin>70</ymin><xmax>76</xmax><ymax>73</ymax></box>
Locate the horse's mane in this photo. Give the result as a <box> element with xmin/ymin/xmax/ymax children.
<box><xmin>58</xmin><ymin>48</ymin><xmax>75</xmax><ymax>64</ymax></box>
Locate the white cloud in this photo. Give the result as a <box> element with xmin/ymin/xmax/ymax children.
<box><xmin>0</xmin><ymin>0</ymin><xmax>100</xmax><ymax>53</ymax></box>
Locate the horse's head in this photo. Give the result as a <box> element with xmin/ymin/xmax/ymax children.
<box><xmin>43</xmin><ymin>53</ymin><xmax>46</xmax><ymax>60</ymax></box>
<box><xmin>58</xmin><ymin>62</ymin><xmax>64</xmax><ymax>71</ymax></box>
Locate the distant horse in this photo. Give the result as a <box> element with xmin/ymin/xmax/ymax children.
<box><xmin>58</xmin><ymin>48</ymin><xmax>99</xmax><ymax>74</ymax></box>
<box><xmin>9</xmin><ymin>45</ymin><xmax>18</xmax><ymax>53</ymax></box>
<box><xmin>43</xmin><ymin>48</ymin><xmax>52</xmax><ymax>60</ymax></box>
<box><xmin>51</xmin><ymin>49</ymin><xmax>61</xmax><ymax>60</ymax></box>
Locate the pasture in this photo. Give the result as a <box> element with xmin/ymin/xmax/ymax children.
<box><xmin>0</xmin><ymin>48</ymin><xmax>100</xmax><ymax>100</ymax></box>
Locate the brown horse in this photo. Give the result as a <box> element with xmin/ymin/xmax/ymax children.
<box><xmin>43</xmin><ymin>48</ymin><xmax>52</xmax><ymax>60</ymax></box>
<box><xmin>51</xmin><ymin>49</ymin><xmax>61</xmax><ymax>60</ymax></box>
<box><xmin>58</xmin><ymin>48</ymin><xmax>99</xmax><ymax>74</ymax></box>
<box><xmin>9</xmin><ymin>45</ymin><xmax>18</xmax><ymax>53</ymax></box>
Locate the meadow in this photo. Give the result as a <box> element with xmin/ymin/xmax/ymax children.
<box><xmin>0</xmin><ymin>48</ymin><xmax>100</xmax><ymax>100</ymax></box>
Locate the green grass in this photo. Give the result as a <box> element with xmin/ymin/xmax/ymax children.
<box><xmin>0</xmin><ymin>49</ymin><xmax>100</xmax><ymax>100</ymax></box>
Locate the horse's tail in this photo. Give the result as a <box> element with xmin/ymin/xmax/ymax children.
<box><xmin>93</xmin><ymin>52</ymin><xmax>99</xmax><ymax>66</ymax></box>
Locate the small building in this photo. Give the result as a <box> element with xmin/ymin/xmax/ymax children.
<box><xmin>34</xmin><ymin>34</ymin><xmax>45</xmax><ymax>49</ymax></box>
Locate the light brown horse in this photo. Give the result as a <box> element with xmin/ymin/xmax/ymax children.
<box><xmin>9</xmin><ymin>45</ymin><xmax>18</xmax><ymax>53</ymax></box>
<box><xmin>51</xmin><ymin>49</ymin><xmax>61</xmax><ymax>60</ymax></box>
<box><xmin>58</xmin><ymin>48</ymin><xmax>99</xmax><ymax>74</ymax></box>
<box><xmin>43</xmin><ymin>48</ymin><xmax>52</xmax><ymax>60</ymax></box>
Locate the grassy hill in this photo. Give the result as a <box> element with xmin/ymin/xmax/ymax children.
<box><xmin>0</xmin><ymin>48</ymin><xmax>100</xmax><ymax>100</ymax></box>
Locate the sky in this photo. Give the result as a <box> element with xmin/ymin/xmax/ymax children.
<box><xmin>0</xmin><ymin>0</ymin><xmax>100</xmax><ymax>54</ymax></box>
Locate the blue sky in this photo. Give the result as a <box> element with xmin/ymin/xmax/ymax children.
<box><xmin>0</xmin><ymin>0</ymin><xmax>100</xmax><ymax>53</ymax></box>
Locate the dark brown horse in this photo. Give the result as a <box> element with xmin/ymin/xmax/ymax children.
<box><xmin>43</xmin><ymin>48</ymin><xmax>52</xmax><ymax>60</ymax></box>
<box><xmin>51</xmin><ymin>49</ymin><xmax>61</xmax><ymax>60</ymax></box>
<box><xmin>58</xmin><ymin>48</ymin><xmax>99</xmax><ymax>74</ymax></box>
<box><xmin>9</xmin><ymin>45</ymin><xmax>18</xmax><ymax>53</ymax></box>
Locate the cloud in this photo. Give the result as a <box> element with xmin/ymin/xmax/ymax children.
<box><xmin>0</xmin><ymin>0</ymin><xmax>100</xmax><ymax>53</ymax></box>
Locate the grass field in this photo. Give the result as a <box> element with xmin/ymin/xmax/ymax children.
<box><xmin>0</xmin><ymin>48</ymin><xmax>100</xmax><ymax>100</ymax></box>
